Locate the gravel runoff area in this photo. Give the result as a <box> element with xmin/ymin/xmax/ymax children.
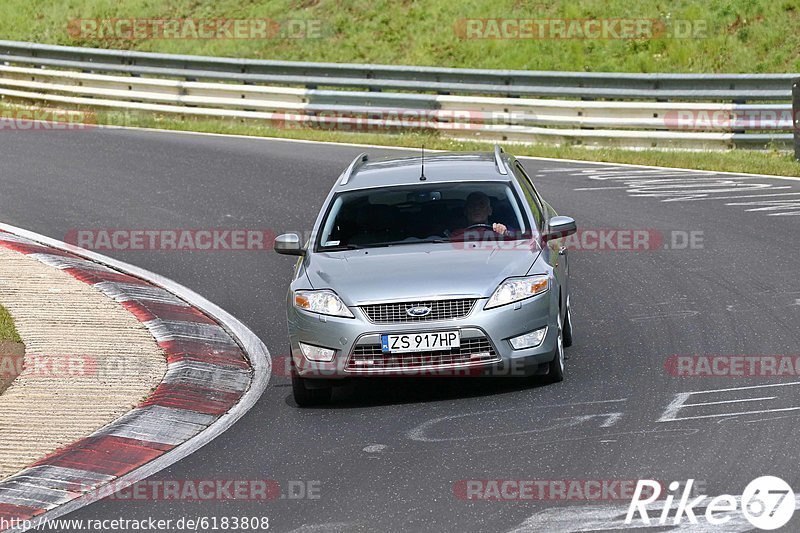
<box><xmin>0</xmin><ymin>245</ymin><xmax>166</xmax><ymax>480</ymax></box>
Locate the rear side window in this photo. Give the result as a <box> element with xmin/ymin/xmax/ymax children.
<box><xmin>513</xmin><ymin>163</ymin><xmax>544</xmax><ymax>229</ymax></box>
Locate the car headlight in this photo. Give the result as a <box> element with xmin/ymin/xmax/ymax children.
<box><xmin>485</xmin><ymin>275</ymin><xmax>549</xmax><ymax>309</ymax></box>
<box><xmin>294</xmin><ymin>289</ymin><xmax>354</xmax><ymax>318</ymax></box>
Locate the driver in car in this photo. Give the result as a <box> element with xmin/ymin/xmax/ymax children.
<box><xmin>462</xmin><ymin>191</ymin><xmax>510</xmax><ymax>237</ymax></box>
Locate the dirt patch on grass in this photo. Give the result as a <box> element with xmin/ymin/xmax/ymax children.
<box><xmin>0</xmin><ymin>340</ymin><xmax>24</xmax><ymax>394</ymax></box>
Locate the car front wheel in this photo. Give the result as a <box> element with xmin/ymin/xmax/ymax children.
<box><xmin>544</xmin><ymin>312</ymin><xmax>565</xmax><ymax>383</ymax></box>
<box><xmin>563</xmin><ymin>295</ymin><xmax>573</xmax><ymax>348</ymax></box>
<box><xmin>291</xmin><ymin>369</ymin><xmax>332</xmax><ymax>407</ymax></box>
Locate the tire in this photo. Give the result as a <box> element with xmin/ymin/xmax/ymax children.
<box><xmin>291</xmin><ymin>369</ymin><xmax>332</xmax><ymax>407</ymax></box>
<box><xmin>563</xmin><ymin>295</ymin><xmax>573</xmax><ymax>348</ymax></box>
<box><xmin>544</xmin><ymin>311</ymin><xmax>565</xmax><ymax>383</ymax></box>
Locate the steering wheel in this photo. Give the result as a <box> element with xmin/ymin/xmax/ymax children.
<box><xmin>464</xmin><ymin>224</ymin><xmax>493</xmax><ymax>230</ymax></box>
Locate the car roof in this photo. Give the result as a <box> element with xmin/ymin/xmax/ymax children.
<box><xmin>336</xmin><ymin>151</ymin><xmax>514</xmax><ymax>192</ymax></box>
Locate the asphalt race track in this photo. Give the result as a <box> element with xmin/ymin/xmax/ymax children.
<box><xmin>2</xmin><ymin>127</ymin><xmax>799</xmax><ymax>532</ymax></box>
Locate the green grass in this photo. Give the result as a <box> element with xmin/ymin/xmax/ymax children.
<box><xmin>0</xmin><ymin>0</ymin><xmax>799</xmax><ymax>73</ymax></box>
<box><xmin>0</xmin><ymin>304</ymin><xmax>21</xmax><ymax>344</ymax></box>
<box><xmin>0</xmin><ymin>304</ymin><xmax>23</xmax><ymax>393</ymax></box>
<box><xmin>21</xmin><ymin>103</ymin><xmax>794</xmax><ymax>177</ymax></box>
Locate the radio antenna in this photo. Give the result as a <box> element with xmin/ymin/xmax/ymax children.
<box><xmin>420</xmin><ymin>144</ymin><xmax>426</xmax><ymax>181</ymax></box>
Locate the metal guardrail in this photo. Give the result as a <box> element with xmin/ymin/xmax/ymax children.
<box><xmin>0</xmin><ymin>40</ymin><xmax>796</xmax><ymax>151</ymax></box>
<box><xmin>794</xmin><ymin>79</ymin><xmax>800</xmax><ymax>160</ymax></box>
<box><xmin>0</xmin><ymin>40</ymin><xmax>795</xmax><ymax>100</ymax></box>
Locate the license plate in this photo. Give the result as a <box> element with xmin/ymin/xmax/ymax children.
<box><xmin>381</xmin><ymin>331</ymin><xmax>460</xmax><ymax>353</ymax></box>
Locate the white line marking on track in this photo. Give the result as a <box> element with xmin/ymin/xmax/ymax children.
<box><xmin>528</xmin><ymin>158</ymin><xmax>800</xmax><ymax>182</ymax></box>
<box><xmin>680</xmin><ymin>380</ymin><xmax>800</xmax><ymax>395</ymax></box>
<box><xmin>682</xmin><ymin>396</ymin><xmax>776</xmax><ymax>407</ymax></box>
<box><xmin>573</xmin><ymin>186</ymin><xmax>632</xmax><ymax>190</ymax></box>
<box><xmin>659</xmin><ymin>382</ymin><xmax>800</xmax><ymax>423</ymax></box>
<box><xmin>662</xmin><ymin>190</ymin><xmax>800</xmax><ymax>202</ymax></box>
<box><xmin>559</xmin><ymin>165</ymin><xmax>800</xmax><ymax>216</ymax></box>
<box><xmin>629</xmin><ymin>311</ymin><xmax>699</xmax><ymax>322</ymax></box>
<box><xmin>663</xmin><ymin>406</ymin><xmax>800</xmax><ymax>422</ymax></box>
<box><xmin>725</xmin><ymin>198</ymin><xmax>800</xmax><ymax>215</ymax></box>
<box><xmin>407</xmin><ymin>399</ymin><xmax>628</xmax><ymax>442</ymax></box>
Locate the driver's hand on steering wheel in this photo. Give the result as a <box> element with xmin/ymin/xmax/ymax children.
<box><xmin>492</xmin><ymin>223</ymin><xmax>508</xmax><ymax>236</ymax></box>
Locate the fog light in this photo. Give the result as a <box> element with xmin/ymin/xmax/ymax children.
<box><xmin>299</xmin><ymin>342</ymin><xmax>335</xmax><ymax>362</ymax></box>
<box><xmin>509</xmin><ymin>327</ymin><xmax>547</xmax><ymax>350</ymax></box>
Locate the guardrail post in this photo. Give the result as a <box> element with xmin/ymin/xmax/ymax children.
<box><xmin>794</xmin><ymin>78</ymin><xmax>800</xmax><ymax>161</ymax></box>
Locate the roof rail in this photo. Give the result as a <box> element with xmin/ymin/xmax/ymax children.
<box><xmin>339</xmin><ymin>153</ymin><xmax>369</xmax><ymax>186</ymax></box>
<box><xmin>493</xmin><ymin>144</ymin><xmax>508</xmax><ymax>175</ymax></box>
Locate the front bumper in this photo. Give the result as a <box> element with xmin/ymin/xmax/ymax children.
<box><xmin>287</xmin><ymin>291</ymin><xmax>559</xmax><ymax>380</ymax></box>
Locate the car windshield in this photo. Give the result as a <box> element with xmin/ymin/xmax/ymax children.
<box><xmin>316</xmin><ymin>182</ymin><xmax>536</xmax><ymax>251</ymax></box>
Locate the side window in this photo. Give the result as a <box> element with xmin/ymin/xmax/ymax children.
<box><xmin>514</xmin><ymin>163</ymin><xmax>544</xmax><ymax>229</ymax></box>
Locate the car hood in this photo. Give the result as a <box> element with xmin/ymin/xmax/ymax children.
<box><xmin>304</xmin><ymin>242</ymin><xmax>541</xmax><ymax>305</ymax></box>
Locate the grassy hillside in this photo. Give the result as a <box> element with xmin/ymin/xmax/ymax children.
<box><xmin>0</xmin><ymin>0</ymin><xmax>798</xmax><ymax>72</ymax></box>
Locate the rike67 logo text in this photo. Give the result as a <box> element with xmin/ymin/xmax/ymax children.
<box><xmin>626</xmin><ymin>477</ymin><xmax>795</xmax><ymax>530</ymax></box>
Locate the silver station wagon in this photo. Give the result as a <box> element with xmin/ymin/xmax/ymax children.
<box><xmin>275</xmin><ymin>146</ymin><xmax>576</xmax><ymax>406</ymax></box>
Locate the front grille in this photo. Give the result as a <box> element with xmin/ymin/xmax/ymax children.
<box><xmin>346</xmin><ymin>336</ymin><xmax>498</xmax><ymax>371</ymax></box>
<box><xmin>360</xmin><ymin>298</ymin><xmax>476</xmax><ymax>323</ymax></box>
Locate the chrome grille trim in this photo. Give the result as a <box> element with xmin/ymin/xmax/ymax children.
<box><xmin>360</xmin><ymin>298</ymin><xmax>476</xmax><ymax>323</ymax></box>
<box><xmin>345</xmin><ymin>335</ymin><xmax>499</xmax><ymax>372</ymax></box>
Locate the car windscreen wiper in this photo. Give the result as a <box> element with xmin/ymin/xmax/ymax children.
<box><xmin>324</xmin><ymin>239</ymin><xmax>449</xmax><ymax>251</ymax></box>
<box><xmin>319</xmin><ymin>243</ymin><xmax>368</xmax><ymax>251</ymax></box>
<box><xmin>370</xmin><ymin>239</ymin><xmax>450</xmax><ymax>247</ymax></box>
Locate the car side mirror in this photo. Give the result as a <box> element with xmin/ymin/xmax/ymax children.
<box><xmin>274</xmin><ymin>233</ymin><xmax>305</xmax><ymax>256</ymax></box>
<box><xmin>543</xmin><ymin>216</ymin><xmax>577</xmax><ymax>243</ymax></box>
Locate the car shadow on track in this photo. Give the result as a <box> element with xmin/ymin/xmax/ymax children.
<box><xmin>281</xmin><ymin>376</ymin><xmax>552</xmax><ymax>408</ymax></box>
